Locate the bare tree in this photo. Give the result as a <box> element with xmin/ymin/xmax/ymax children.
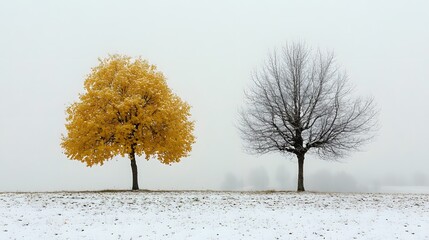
<box><xmin>239</xmin><ymin>43</ymin><xmax>378</xmax><ymax>192</ymax></box>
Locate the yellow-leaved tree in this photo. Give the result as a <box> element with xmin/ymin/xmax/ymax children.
<box><xmin>61</xmin><ymin>55</ymin><xmax>195</xmax><ymax>190</ymax></box>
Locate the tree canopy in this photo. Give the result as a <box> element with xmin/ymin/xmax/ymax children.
<box><xmin>61</xmin><ymin>55</ymin><xmax>195</xmax><ymax>168</ymax></box>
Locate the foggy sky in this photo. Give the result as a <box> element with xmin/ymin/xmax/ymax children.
<box><xmin>1</xmin><ymin>0</ymin><xmax>428</xmax><ymax>192</ymax></box>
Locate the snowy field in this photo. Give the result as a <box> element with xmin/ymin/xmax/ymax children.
<box><xmin>0</xmin><ymin>191</ymin><xmax>428</xmax><ymax>239</ymax></box>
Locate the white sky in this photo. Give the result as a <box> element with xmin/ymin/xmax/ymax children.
<box><xmin>0</xmin><ymin>0</ymin><xmax>428</xmax><ymax>192</ymax></box>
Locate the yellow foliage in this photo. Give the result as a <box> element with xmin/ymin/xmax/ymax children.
<box><xmin>61</xmin><ymin>55</ymin><xmax>195</xmax><ymax>166</ymax></box>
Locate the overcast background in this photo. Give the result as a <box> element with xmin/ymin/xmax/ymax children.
<box><xmin>0</xmin><ymin>0</ymin><xmax>428</xmax><ymax>192</ymax></box>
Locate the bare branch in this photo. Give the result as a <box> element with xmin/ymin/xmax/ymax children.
<box><xmin>238</xmin><ymin>42</ymin><xmax>378</xmax><ymax>160</ymax></box>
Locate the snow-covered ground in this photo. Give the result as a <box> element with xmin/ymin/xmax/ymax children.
<box><xmin>0</xmin><ymin>191</ymin><xmax>428</xmax><ymax>239</ymax></box>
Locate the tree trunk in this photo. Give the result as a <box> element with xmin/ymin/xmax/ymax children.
<box><xmin>297</xmin><ymin>153</ymin><xmax>305</xmax><ymax>192</ymax></box>
<box><xmin>129</xmin><ymin>145</ymin><xmax>139</xmax><ymax>190</ymax></box>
